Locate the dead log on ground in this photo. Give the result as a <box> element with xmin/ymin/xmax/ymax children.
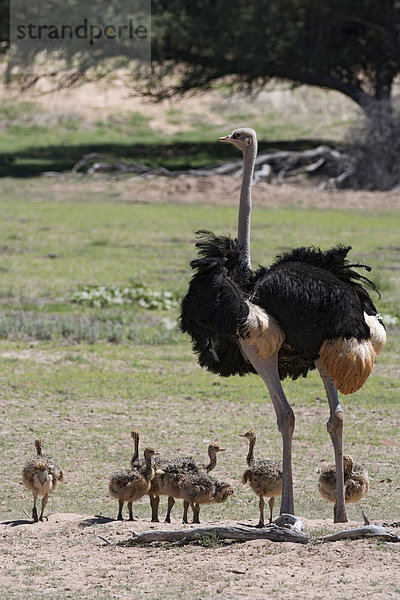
<box><xmin>319</xmin><ymin>524</ymin><xmax>400</xmax><ymax>543</ymax></box>
<box><xmin>67</xmin><ymin>145</ymin><xmax>351</xmax><ymax>186</ymax></box>
<box><xmin>119</xmin><ymin>523</ymin><xmax>310</xmax><ymax>546</ymax></box>
<box><xmin>319</xmin><ymin>514</ymin><xmax>400</xmax><ymax>543</ymax></box>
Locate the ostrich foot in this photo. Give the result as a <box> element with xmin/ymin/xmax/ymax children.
<box><xmin>273</xmin><ymin>514</ymin><xmax>304</xmax><ymax>533</ymax></box>
<box><xmin>38</xmin><ymin>514</ymin><xmax>50</xmax><ymax>522</ymax></box>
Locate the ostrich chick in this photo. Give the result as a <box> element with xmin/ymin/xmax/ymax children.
<box><xmin>150</xmin><ymin>443</ymin><xmax>225</xmax><ymax>523</ymax></box>
<box><xmin>109</xmin><ymin>447</ymin><xmax>157</xmax><ymax>521</ymax></box>
<box><xmin>179</xmin><ymin>471</ymin><xmax>234</xmax><ymax>524</ymax></box>
<box><xmin>22</xmin><ymin>438</ymin><xmax>64</xmax><ymax>523</ymax></box>
<box><xmin>240</xmin><ymin>429</ymin><xmax>282</xmax><ymax>527</ymax></box>
<box><xmin>318</xmin><ymin>454</ymin><xmax>369</xmax><ymax>519</ymax></box>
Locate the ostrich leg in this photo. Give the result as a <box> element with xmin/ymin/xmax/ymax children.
<box><xmin>149</xmin><ymin>492</ymin><xmax>160</xmax><ymax>522</ymax></box>
<box><xmin>165</xmin><ymin>496</ymin><xmax>175</xmax><ymax>523</ymax></box>
<box><xmin>182</xmin><ymin>500</ymin><xmax>190</xmax><ymax>524</ymax></box>
<box><xmin>32</xmin><ymin>491</ymin><xmax>39</xmax><ymax>523</ymax></box>
<box><xmin>315</xmin><ymin>358</ymin><xmax>347</xmax><ymax>523</ymax></box>
<box><xmin>240</xmin><ymin>343</ymin><xmax>295</xmax><ymax>516</ymax></box>
<box><xmin>39</xmin><ymin>493</ymin><xmax>49</xmax><ymax>522</ymax></box>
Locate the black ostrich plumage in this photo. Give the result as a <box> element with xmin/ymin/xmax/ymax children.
<box><xmin>180</xmin><ymin>230</ymin><xmax>381</xmax><ymax>381</ymax></box>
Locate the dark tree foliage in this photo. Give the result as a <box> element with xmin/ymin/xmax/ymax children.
<box><xmin>151</xmin><ymin>0</ymin><xmax>400</xmax><ymax>112</ymax></box>
<box><xmin>0</xmin><ymin>0</ymin><xmax>9</xmax><ymax>53</ymax></box>
<box><xmin>2</xmin><ymin>0</ymin><xmax>400</xmax><ymax>112</ymax></box>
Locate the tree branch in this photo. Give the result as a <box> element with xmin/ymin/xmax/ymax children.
<box><xmin>119</xmin><ymin>524</ymin><xmax>310</xmax><ymax>546</ymax></box>
<box><xmin>319</xmin><ymin>523</ymin><xmax>400</xmax><ymax>543</ymax></box>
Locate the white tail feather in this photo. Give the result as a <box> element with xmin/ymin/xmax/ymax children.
<box><xmin>239</xmin><ymin>302</ymin><xmax>285</xmax><ymax>359</ymax></box>
<box><xmin>364</xmin><ymin>312</ymin><xmax>386</xmax><ymax>355</ymax></box>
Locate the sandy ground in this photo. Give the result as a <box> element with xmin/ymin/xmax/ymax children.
<box><xmin>1</xmin><ymin>512</ymin><xmax>400</xmax><ymax>600</ymax></box>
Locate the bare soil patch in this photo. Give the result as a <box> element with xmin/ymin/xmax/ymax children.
<box><xmin>121</xmin><ymin>175</ymin><xmax>400</xmax><ymax>211</ymax></box>
<box><xmin>23</xmin><ymin>173</ymin><xmax>400</xmax><ymax>212</ymax></box>
<box><xmin>1</xmin><ymin>513</ymin><xmax>399</xmax><ymax>600</ymax></box>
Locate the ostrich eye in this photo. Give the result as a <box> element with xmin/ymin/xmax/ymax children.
<box><xmin>233</xmin><ymin>131</ymin><xmax>241</xmax><ymax>139</ymax></box>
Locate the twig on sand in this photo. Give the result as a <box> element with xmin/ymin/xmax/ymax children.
<box><xmin>98</xmin><ymin>535</ymin><xmax>115</xmax><ymax>547</ymax></box>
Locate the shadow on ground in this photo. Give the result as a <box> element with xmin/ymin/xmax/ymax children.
<box><xmin>1</xmin><ymin>519</ymin><xmax>35</xmax><ymax>526</ymax></box>
<box><xmin>79</xmin><ymin>515</ymin><xmax>117</xmax><ymax>528</ymax></box>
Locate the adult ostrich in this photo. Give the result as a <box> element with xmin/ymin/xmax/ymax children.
<box><xmin>180</xmin><ymin>128</ymin><xmax>386</xmax><ymax>523</ymax></box>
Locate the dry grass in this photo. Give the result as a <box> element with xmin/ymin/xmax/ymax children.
<box><xmin>2</xmin><ymin>74</ymin><xmax>357</xmax><ymax>138</ymax></box>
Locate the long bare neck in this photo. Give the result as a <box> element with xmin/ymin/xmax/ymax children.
<box><xmin>238</xmin><ymin>140</ymin><xmax>257</xmax><ymax>269</ymax></box>
<box><xmin>130</xmin><ymin>434</ymin><xmax>140</xmax><ymax>468</ymax></box>
<box><xmin>246</xmin><ymin>437</ymin><xmax>256</xmax><ymax>467</ymax></box>
<box><xmin>143</xmin><ymin>453</ymin><xmax>154</xmax><ymax>480</ymax></box>
<box><xmin>205</xmin><ymin>450</ymin><xmax>217</xmax><ymax>473</ymax></box>
<box><xmin>35</xmin><ymin>439</ymin><xmax>43</xmax><ymax>455</ymax></box>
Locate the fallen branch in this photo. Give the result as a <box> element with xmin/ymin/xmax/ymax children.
<box><xmin>67</xmin><ymin>145</ymin><xmax>351</xmax><ymax>186</ymax></box>
<box><xmin>119</xmin><ymin>523</ymin><xmax>309</xmax><ymax>546</ymax></box>
<box><xmin>319</xmin><ymin>514</ymin><xmax>400</xmax><ymax>543</ymax></box>
<box><xmin>319</xmin><ymin>523</ymin><xmax>400</xmax><ymax>543</ymax></box>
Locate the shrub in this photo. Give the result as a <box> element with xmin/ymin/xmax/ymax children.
<box><xmin>71</xmin><ymin>282</ymin><xmax>179</xmax><ymax>310</ymax></box>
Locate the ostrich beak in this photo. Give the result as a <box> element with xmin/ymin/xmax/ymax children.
<box><xmin>218</xmin><ymin>134</ymin><xmax>231</xmax><ymax>142</ymax></box>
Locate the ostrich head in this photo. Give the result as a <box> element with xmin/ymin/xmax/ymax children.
<box><xmin>143</xmin><ymin>447</ymin><xmax>158</xmax><ymax>460</ymax></box>
<box><xmin>213</xmin><ymin>482</ymin><xmax>235</xmax><ymax>502</ymax></box>
<box><xmin>208</xmin><ymin>443</ymin><xmax>225</xmax><ymax>457</ymax></box>
<box><xmin>239</xmin><ymin>429</ymin><xmax>256</xmax><ymax>442</ymax></box>
<box><xmin>343</xmin><ymin>454</ymin><xmax>354</xmax><ymax>474</ymax></box>
<box><xmin>130</xmin><ymin>430</ymin><xmax>140</xmax><ymax>441</ymax></box>
<box><xmin>35</xmin><ymin>438</ymin><xmax>44</xmax><ymax>455</ymax></box>
<box><xmin>219</xmin><ymin>128</ymin><xmax>257</xmax><ymax>152</ymax></box>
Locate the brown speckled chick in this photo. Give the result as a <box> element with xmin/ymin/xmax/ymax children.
<box><xmin>318</xmin><ymin>454</ymin><xmax>369</xmax><ymax>519</ymax></box>
<box><xmin>240</xmin><ymin>429</ymin><xmax>282</xmax><ymax>527</ymax></box>
<box><xmin>22</xmin><ymin>438</ymin><xmax>64</xmax><ymax>523</ymax></box>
